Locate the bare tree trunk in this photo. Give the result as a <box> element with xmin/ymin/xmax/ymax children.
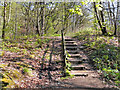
<box><xmin>44</xmin><ymin>7</ymin><xmax>50</xmax><ymax>34</ymax></box>
<box><xmin>113</xmin><ymin>2</ymin><xmax>119</xmax><ymax>35</ymax></box>
<box><xmin>40</xmin><ymin>2</ymin><xmax>45</xmax><ymax>36</ymax></box>
<box><xmin>26</xmin><ymin>3</ymin><xmax>31</xmax><ymax>35</ymax></box>
<box><xmin>14</xmin><ymin>5</ymin><xmax>17</xmax><ymax>39</ymax></box>
<box><xmin>116</xmin><ymin>1</ymin><xmax>119</xmax><ymax>22</ymax></box>
<box><xmin>108</xmin><ymin>1</ymin><xmax>113</xmax><ymax>25</ymax></box>
<box><xmin>36</xmin><ymin>2</ymin><xmax>40</xmax><ymax>36</ymax></box>
<box><xmin>8</xmin><ymin>2</ymin><xmax>11</xmax><ymax>23</ymax></box>
<box><xmin>2</xmin><ymin>2</ymin><xmax>6</xmax><ymax>39</ymax></box>
<box><xmin>93</xmin><ymin>2</ymin><xmax>107</xmax><ymax>35</ymax></box>
<box><xmin>33</xmin><ymin>11</ymin><xmax>36</xmax><ymax>35</ymax></box>
<box><xmin>72</xmin><ymin>2</ymin><xmax>75</xmax><ymax>32</ymax></box>
<box><xmin>99</xmin><ymin>2</ymin><xmax>107</xmax><ymax>35</ymax></box>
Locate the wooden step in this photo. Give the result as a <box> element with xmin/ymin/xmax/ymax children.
<box><xmin>65</xmin><ymin>41</ymin><xmax>76</xmax><ymax>44</ymax></box>
<box><xmin>65</xmin><ymin>43</ymin><xmax>77</xmax><ymax>45</ymax></box>
<box><xmin>71</xmin><ymin>63</ymin><xmax>91</xmax><ymax>70</ymax></box>
<box><xmin>65</xmin><ymin>38</ymin><xmax>74</xmax><ymax>41</ymax></box>
<box><xmin>67</xmin><ymin>59</ymin><xmax>83</xmax><ymax>64</ymax></box>
<box><xmin>65</xmin><ymin>44</ymin><xmax>77</xmax><ymax>47</ymax></box>
<box><xmin>71</xmin><ymin>65</ymin><xmax>86</xmax><ymax>70</ymax></box>
<box><xmin>67</xmin><ymin>50</ymin><xmax>78</xmax><ymax>54</ymax></box>
<box><xmin>69</xmin><ymin>54</ymin><xmax>81</xmax><ymax>58</ymax></box>
<box><xmin>60</xmin><ymin>44</ymin><xmax>77</xmax><ymax>47</ymax></box>
<box><xmin>68</xmin><ymin>58</ymin><xmax>88</xmax><ymax>62</ymax></box>
<box><xmin>70</xmin><ymin>70</ymin><xmax>94</xmax><ymax>76</ymax></box>
<box><xmin>66</xmin><ymin>46</ymin><xmax>77</xmax><ymax>50</ymax></box>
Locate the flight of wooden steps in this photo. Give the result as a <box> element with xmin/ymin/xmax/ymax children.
<box><xmin>65</xmin><ymin>37</ymin><xmax>90</xmax><ymax>77</ymax></box>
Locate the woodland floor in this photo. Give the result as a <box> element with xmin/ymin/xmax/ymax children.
<box><xmin>0</xmin><ymin>36</ymin><xmax>119</xmax><ymax>89</ymax></box>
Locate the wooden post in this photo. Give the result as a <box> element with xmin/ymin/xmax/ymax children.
<box><xmin>61</xmin><ymin>2</ymin><xmax>66</xmax><ymax>77</ymax></box>
<box><xmin>61</xmin><ymin>29</ymin><xmax>66</xmax><ymax>77</ymax></box>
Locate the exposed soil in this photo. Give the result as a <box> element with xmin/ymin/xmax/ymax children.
<box><xmin>0</xmin><ymin>36</ymin><xmax>119</xmax><ymax>89</ymax></box>
<box><xmin>59</xmin><ymin>37</ymin><xmax>119</xmax><ymax>90</ymax></box>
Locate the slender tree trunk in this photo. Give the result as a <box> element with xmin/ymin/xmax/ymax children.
<box><xmin>93</xmin><ymin>2</ymin><xmax>107</xmax><ymax>35</ymax></box>
<box><xmin>72</xmin><ymin>2</ymin><xmax>75</xmax><ymax>32</ymax></box>
<box><xmin>14</xmin><ymin>5</ymin><xmax>17</xmax><ymax>39</ymax></box>
<box><xmin>107</xmin><ymin>2</ymin><xmax>111</xmax><ymax>29</ymax></box>
<box><xmin>44</xmin><ymin>8</ymin><xmax>50</xmax><ymax>34</ymax></box>
<box><xmin>112</xmin><ymin>2</ymin><xmax>116</xmax><ymax>35</ymax></box>
<box><xmin>99</xmin><ymin>2</ymin><xmax>107</xmax><ymax>35</ymax></box>
<box><xmin>24</xmin><ymin>18</ymin><xmax>27</xmax><ymax>36</ymax></box>
<box><xmin>26</xmin><ymin>3</ymin><xmax>31</xmax><ymax>35</ymax></box>
<box><xmin>36</xmin><ymin>2</ymin><xmax>40</xmax><ymax>36</ymax></box>
<box><xmin>93</xmin><ymin>2</ymin><xmax>106</xmax><ymax>35</ymax></box>
<box><xmin>33</xmin><ymin>11</ymin><xmax>36</xmax><ymax>35</ymax></box>
<box><xmin>108</xmin><ymin>1</ymin><xmax>113</xmax><ymax>25</ymax></box>
<box><xmin>8</xmin><ymin>2</ymin><xmax>11</xmax><ymax>24</ymax></box>
<box><xmin>94</xmin><ymin>9</ymin><xmax>97</xmax><ymax>32</ymax></box>
<box><xmin>116</xmin><ymin>1</ymin><xmax>120</xmax><ymax>36</ymax></box>
<box><xmin>40</xmin><ymin>2</ymin><xmax>45</xmax><ymax>36</ymax></box>
<box><xmin>2</xmin><ymin>2</ymin><xmax>6</xmax><ymax>39</ymax></box>
<box><xmin>113</xmin><ymin>2</ymin><xmax>119</xmax><ymax>35</ymax></box>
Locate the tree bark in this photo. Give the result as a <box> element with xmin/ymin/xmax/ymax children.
<box><xmin>2</xmin><ymin>2</ymin><xmax>6</xmax><ymax>39</ymax></box>
<box><xmin>36</xmin><ymin>2</ymin><xmax>40</xmax><ymax>36</ymax></box>
<box><xmin>8</xmin><ymin>2</ymin><xmax>11</xmax><ymax>23</ymax></box>
<box><xmin>99</xmin><ymin>2</ymin><xmax>107</xmax><ymax>35</ymax></box>
<box><xmin>93</xmin><ymin>2</ymin><xmax>107</xmax><ymax>35</ymax></box>
<box><xmin>26</xmin><ymin>3</ymin><xmax>31</xmax><ymax>35</ymax></box>
<box><xmin>14</xmin><ymin>5</ymin><xmax>17</xmax><ymax>39</ymax></box>
<box><xmin>113</xmin><ymin>2</ymin><xmax>119</xmax><ymax>35</ymax></box>
<box><xmin>108</xmin><ymin>1</ymin><xmax>113</xmax><ymax>25</ymax></box>
<box><xmin>40</xmin><ymin>2</ymin><xmax>45</xmax><ymax>36</ymax></box>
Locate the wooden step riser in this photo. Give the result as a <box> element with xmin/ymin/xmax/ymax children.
<box><xmin>71</xmin><ymin>67</ymin><xmax>86</xmax><ymax>70</ymax></box>
<box><xmin>65</xmin><ymin>45</ymin><xmax>77</xmax><ymax>47</ymax></box>
<box><xmin>66</xmin><ymin>48</ymin><xmax>77</xmax><ymax>50</ymax></box>
<box><xmin>70</xmin><ymin>54</ymin><xmax>82</xmax><ymax>58</ymax></box>
<box><xmin>69</xmin><ymin>61</ymin><xmax>83</xmax><ymax>64</ymax></box>
<box><xmin>65</xmin><ymin>43</ymin><xmax>77</xmax><ymax>45</ymax></box>
<box><xmin>60</xmin><ymin>45</ymin><xmax>77</xmax><ymax>47</ymax></box>
<box><xmin>66</xmin><ymin>46</ymin><xmax>77</xmax><ymax>48</ymax></box>
<box><xmin>70</xmin><ymin>70</ymin><xmax>94</xmax><ymax>77</ymax></box>
<box><xmin>68</xmin><ymin>52</ymin><xmax>78</xmax><ymax>54</ymax></box>
<box><xmin>73</xmin><ymin>74</ymin><xmax>88</xmax><ymax>77</ymax></box>
<box><xmin>67</xmin><ymin>50</ymin><xmax>78</xmax><ymax>54</ymax></box>
<box><xmin>65</xmin><ymin>42</ymin><xmax>75</xmax><ymax>44</ymax></box>
<box><xmin>65</xmin><ymin>39</ymin><xmax>74</xmax><ymax>41</ymax></box>
<box><xmin>70</xmin><ymin>56</ymin><xmax>81</xmax><ymax>58</ymax></box>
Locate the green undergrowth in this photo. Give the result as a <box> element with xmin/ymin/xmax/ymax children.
<box><xmin>45</xmin><ymin>34</ymin><xmax>61</xmax><ymax>37</ymax></box>
<box><xmin>91</xmin><ymin>44</ymin><xmax>120</xmax><ymax>87</ymax></box>
<box><xmin>2</xmin><ymin>36</ymin><xmax>51</xmax><ymax>53</ymax></box>
<box><xmin>74</xmin><ymin>30</ymin><xmax>120</xmax><ymax>87</ymax></box>
<box><xmin>90</xmin><ymin>42</ymin><xmax>120</xmax><ymax>87</ymax></box>
<box><xmin>73</xmin><ymin>27</ymin><xmax>97</xmax><ymax>38</ymax></box>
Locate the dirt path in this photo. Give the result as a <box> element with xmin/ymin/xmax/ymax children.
<box><xmin>61</xmin><ymin>37</ymin><xmax>119</xmax><ymax>90</ymax></box>
<box><xmin>0</xmin><ymin>36</ymin><xmax>119</xmax><ymax>89</ymax></box>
